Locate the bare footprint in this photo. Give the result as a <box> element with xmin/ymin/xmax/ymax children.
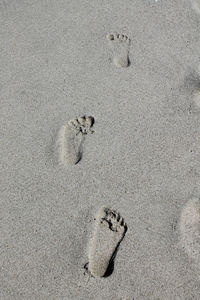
<box><xmin>88</xmin><ymin>207</ymin><xmax>127</xmax><ymax>277</ymax></box>
<box><xmin>191</xmin><ymin>0</ymin><xmax>200</xmax><ymax>14</ymax></box>
<box><xmin>56</xmin><ymin>116</ymin><xmax>95</xmax><ymax>165</ymax></box>
<box><xmin>180</xmin><ymin>198</ymin><xmax>200</xmax><ymax>263</ymax></box>
<box><xmin>193</xmin><ymin>90</ymin><xmax>200</xmax><ymax>108</ymax></box>
<box><xmin>106</xmin><ymin>33</ymin><xmax>131</xmax><ymax>68</ymax></box>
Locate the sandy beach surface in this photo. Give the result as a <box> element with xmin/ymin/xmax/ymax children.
<box><xmin>1</xmin><ymin>0</ymin><xmax>200</xmax><ymax>299</ymax></box>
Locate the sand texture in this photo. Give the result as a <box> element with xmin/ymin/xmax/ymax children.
<box><xmin>1</xmin><ymin>0</ymin><xmax>200</xmax><ymax>299</ymax></box>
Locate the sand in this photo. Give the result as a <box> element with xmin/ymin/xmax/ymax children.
<box><xmin>1</xmin><ymin>0</ymin><xmax>200</xmax><ymax>299</ymax></box>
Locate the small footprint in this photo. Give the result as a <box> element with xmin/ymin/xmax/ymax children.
<box><xmin>193</xmin><ymin>90</ymin><xmax>200</xmax><ymax>109</ymax></box>
<box><xmin>191</xmin><ymin>0</ymin><xmax>200</xmax><ymax>14</ymax></box>
<box><xmin>179</xmin><ymin>198</ymin><xmax>200</xmax><ymax>263</ymax></box>
<box><xmin>106</xmin><ymin>33</ymin><xmax>131</xmax><ymax>68</ymax></box>
<box><xmin>88</xmin><ymin>207</ymin><xmax>127</xmax><ymax>277</ymax></box>
<box><xmin>56</xmin><ymin>116</ymin><xmax>95</xmax><ymax>165</ymax></box>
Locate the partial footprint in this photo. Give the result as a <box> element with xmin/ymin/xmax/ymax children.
<box><xmin>88</xmin><ymin>207</ymin><xmax>127</xmax><ymax>277</ymax></box>
<box><xmin>180</xmin><ymin>198</ymin><xmax>200</xmax><ymax>263</ymax></box>
<box><xmin>56</xmin><ymin>116</ymin><xmax>95</xmax><ymax>165</ymax></box>
<box><xmin>193</xmin><ymin>90</ymin><xmax>200</xmax><ymax>109</ymax></box>
<box><xmin>191</xmin><ymin>0</ymin><xmax>200</xmax><ymax>14</ymax></box>
<box><xmin>106</xmin><ymin>33</ymin><xmax>131</xmax><ymax>68</ymax></box>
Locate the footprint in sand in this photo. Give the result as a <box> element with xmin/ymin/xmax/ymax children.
<box><xmin>88</xmin><ymin>207</ymin><xmax>127</xmax><ymax>277</ymax></box>
<box><xmin>106</xmin><ymin>33</ymin><xmax>131</xmax><ymax>68</ymax></box>
<box><xmin>193</xmin><ymin>90</ymin><xmax>200</xmax><ymax>108</ymax></box>
<box><xmin>56</xmin><ymin>116</ymin><xmax>95</xmax><ymax>165</ymax></box>
<box><xmin>180</xmin><ymin>198</ymin><xmax>200</xmax><ymax>263</ymax></box>
<box><xmin>191</xmin><ymin>0</ymin><xmax>200</xmax><ymax>14</ymax></box>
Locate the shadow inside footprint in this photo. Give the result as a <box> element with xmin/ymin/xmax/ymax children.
<box><xmin>104</xmin><ymin>259</ymin><xmax>114</xmax><ymax>277</ymax></box>
<box><xmin>104</xmin><ymin>225</ymin><xmax>128</xmax><ymax>278</ymax></box>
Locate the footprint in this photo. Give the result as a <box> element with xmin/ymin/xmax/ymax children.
<box><xmin>56</xmin><ymin>116</ymin><xmax>95</xmax><ymax>165</ymax></box>
<box><xmin>191</xmin><ymin>0</ymin><xmax>200</xmax><ymax>14</ymax></box>
<box><xmin>179</xmin><ymin>198</ymin><xmax>200</xmax><ymax>263</ymax></box>
<box><xmin>193</xmin><ymin>90</ymin><xmax>200</xmax><ymax>108</ymax></box>
<box><xmin>88</xmin><ymin>207</ymin><xmax>127</xmax><ymax>277</ymax></box>
<box><xmin>106</xmin><ymin>33</ymin><xmax>131</xmax><ymax>68</ymax></box>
